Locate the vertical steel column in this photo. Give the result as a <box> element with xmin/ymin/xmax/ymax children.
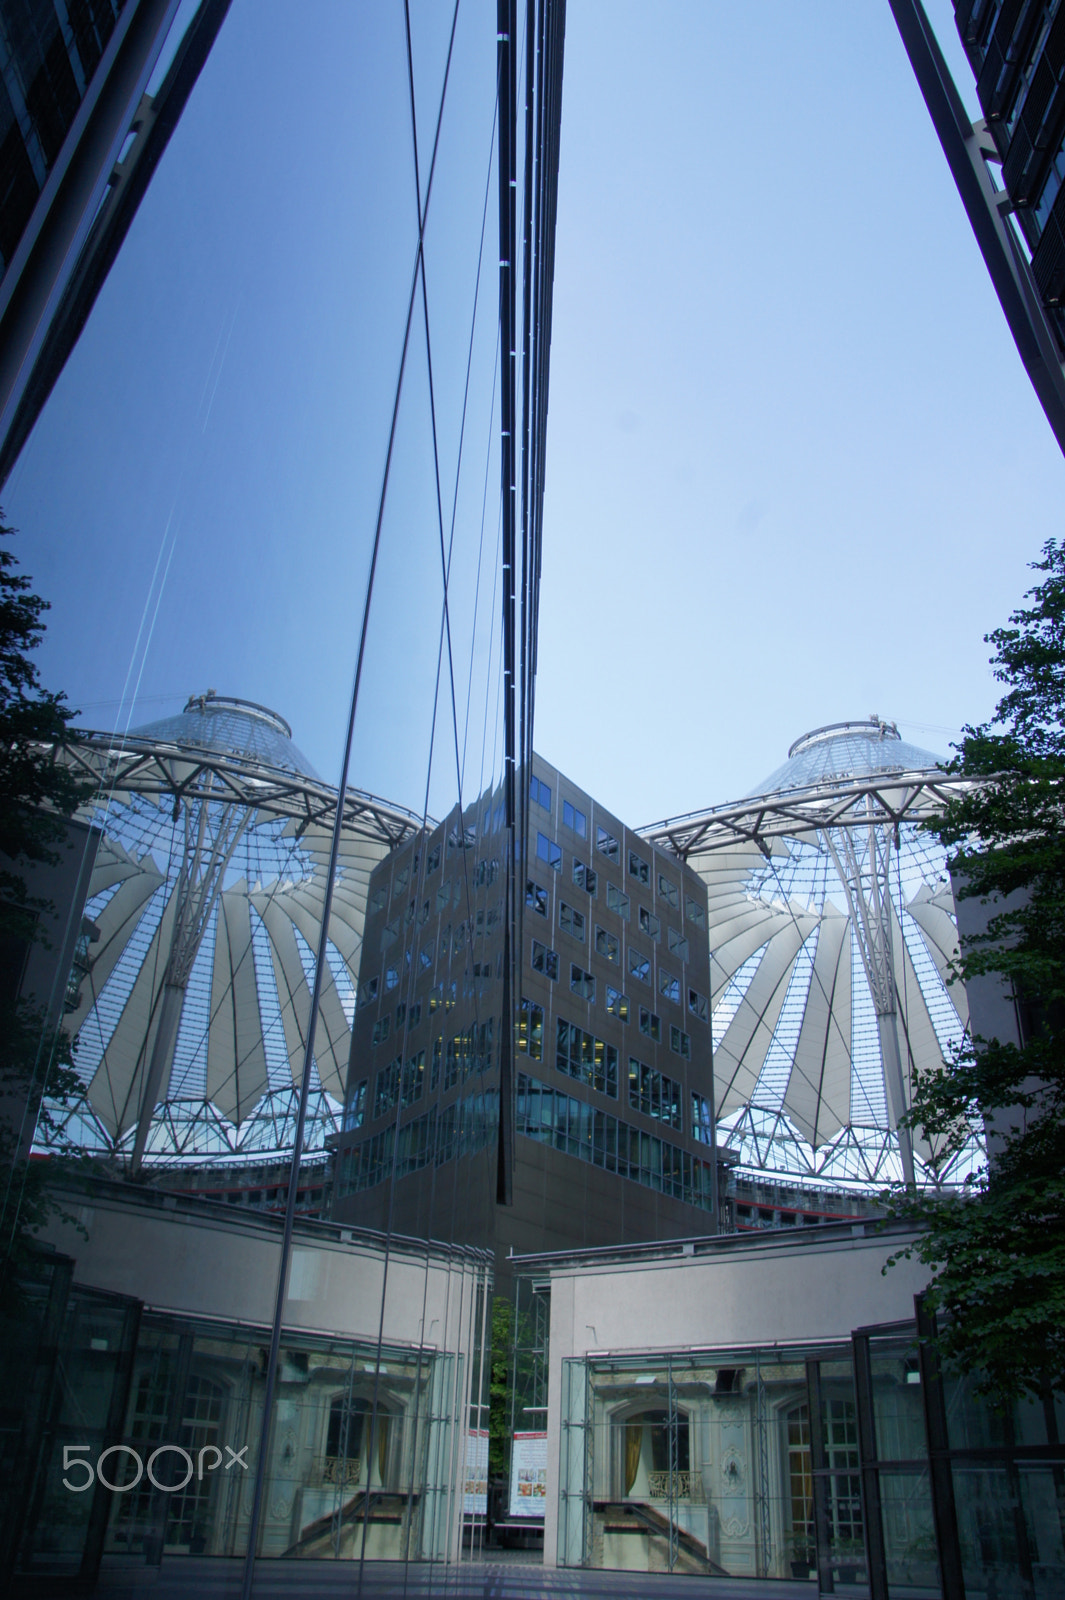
<box><xmin>667</xmin><ymin>1355</ymin><xmax>679</xmax><ymax>1570</ymax></box>
<box><xmin>496</xmin><ymin>0</ymin><xmax>517</xmax><ymax>1208</ymax></box>
<box><xmin>852</xmin><ymin>1332</ymin><xmax>889</xmax><ymax>1600</ymax></box>
<box><xmin>915</xmin><ymin>1295</ymin><xmax>966</xmax><ymax>1600</ymax></box>
<box><xmin>806</xmin><ymin>1358</ymin><xmax>836</xmax><ymax>1594</ymax></box>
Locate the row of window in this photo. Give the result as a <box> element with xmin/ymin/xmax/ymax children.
<box><xmin>369</xmin><ymin>822</ymin><xmax>509</xmax><ymax>920</ymax></box>
<box><xmin>516</xmin><ymin>1071</ymin><xmax>717</xmax><ymax>1213</ymax></box>
<box><xmin>525</xmin><ymin>896</ymin><xmax>708</xmax><ymax>1015</ymax></box>
<box><xmin>628</xmin><ymin>1059</ymin><xmax>682</xmax><ymax>1130</ymax></box>
<box><xmin>534</xmin><ymin>834</ymin><xmax>701</xmax><ymax>938</ymax></box>
<box><xmin>529</xmin><ymin>774</ymin><xmax>589</xmax><ymax>842</ymax></box>
<box><xmin>524</xmin><ymin>967</ymin><xmax>692</xmax><ymax>1057</ymax></box>
<box><xmin>368</xmin><ymin>1018</ymin><xmax>497</xmax><ymax>1120</ymax></box>
<box><xmin>335</xmin><ymin>1091</ymin><xmax>499</xmax><ymax>1197</ymax></box>
<box><xmin>527</xmin><ymin>878</ymin><xmax>696</xmax><ymax>985</ymax></box>
<box><xmin>518</xmin><ymin>1002</ymin><xmax>696</xmax><ymax>1123</ymax></box>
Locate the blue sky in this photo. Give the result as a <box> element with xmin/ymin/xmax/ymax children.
<box><xmin>6</xmin><ymin>0</ymin><xmax>1064</xmax><ymax>829</ymax></box>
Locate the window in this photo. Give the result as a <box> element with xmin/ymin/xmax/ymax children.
<box><xmin>384</xmin><ymin>965</ymin><xmax>399</xmax><ymax>992</ymax></box>
<box><xmin>405</xmin><ymin>898</ymin><xmax>415</xmax><ymax>926</ymax></box>
<box><xmin>419</xmin><ymin>899</ymin><xmax>430</xmax><ymax>925</ymax></box>
<box><xmin>372</xmin><ymin>1016</ymin><xmax>390</xmax><ymax>1047</ymax></box>
<box><xmin>518</xmin><ymin>997</ymin><xmax>543</xmax><ymax>1059</ymax></box>
<box><xmin>629</xmin><ymin>948</ymin><xmax>650</xmax><ymax>984</ymax></box>
<box><xmin>394</xmin><ymin>865</ymin><xmax>410</xmax><ymax>894</ymax></box>
<box><xmin>688</xmin><ymin>987</ymin><xmax>709</xmax><ymax>1022</ymax></box>
<box><xmin>537</xmin><ymin>832</ymin><xmax>562</xmax><ymax>871</ymax></box>
<box><xmin>381</xmin><ymin>916</ymin><xmax>399</xmax><ymax>950</ymax></box>
<box><xmin>671</xmin><ymin>1025</ymin><xmax>691</xmax><ymax>1060</ymax></box>
<box><xmin>572</xmin><ymin>859</ymin><xmax>597</xmax><ymax>895</ymax></box>
<box><xmin>420</xmin><ymin>940</ymin><xmax>434</xmax><ymax>971</ymax></box>
<box><xmin>659</xmin><ymin>970</ymin><xmax>680</xmax><ymax>1003</ymax></box>
<box><xmin>596</xmin><ymin>826</ymin><xmax>619</xmax><ymax>862</ymax></box>
<box><xmin>668</xmin><ymin>927</ymin><xmax>689</xmax><ymax>960</ymax></box>
<box><xmin>430</xmin><ymin>1037</ymin><xmax>442</xmax><ymax>1091</ymax></box>
<box><xmin>556</xmin><ymin>1016</ymin><xmax>618</xmax><ymax>1097</ymax></box>
<box><xmin>408</xmin><ymin>1002</ymin><xmax>421</xmax><ymax>1029</ymax></box>
<box><xmin>570</xmin><ymin>963</ymin><xmax>595</xmax><ymax>1001</ymax></box>
<box><xmin>401</xmin><ymin>1051</ymin><xmax>425</xmax><ymax>1107</ymax></box>
<box><xmin>427</xmin><ymin>841</ymin><xmax>441</xmax><ymax>873</ymax></box>
<box><xmin>344</xmin><ymin>1080</ymin><xmax>367</xmax><ymax>1131</ymax></box>
<box><xmin>530</xmin><ymin>774</ymin><xmax>552</xmax><ymax>811</ymax></box>
<box><xmin>657</xmin><ymin>873</ymin><xmax>679</xmax><ymax>909</ymax></box>
<box><xmin>685</xmin><ymin>895</ymin><xmax>706</xmax><ymax>929</ymax></box>
<box><xmin>628</xmin><ymin>849</ymin><xmax>650</xmax><ymax>884</ymax></box>
<box><xmin>628</xmin><ymin>1058</ymin><xmax>682</xmax><ymax>1129</ymax></box>
<box><xmin>559</xmin><ymin>901</ymin><xmax>585</xmax><ymax>941</ymax></box>
<box><xmin>439</xmin><ymin>923</ymin><xmax>451</xmax><ymax>958</ymax></box>
<box><xmin>436</xmin><ymin>883</ymin><xmax>450</xmax><ymax>912</ymax></box>
<box><xmin>639</xmin><ymin>907</ymin><xmax>660</xmax><ymax>941</ymax></box>
<box><xmin>606</xmin><ymin>882</ymin><xmax>630</xmax><ymax>920</ymax></box>
<box><xmin>563</xmin><ymin>799</ymin><xmax>587</xmax><ymax>838</ymax></box>
<box><xmin>526</xmin><ymin>880</ymin><xmax>548</xmax><ymax>916</ymax></box>
<box><xmin>358</xmin><ymin>975</ymin><xmax>379</xmax><ymax>1009</ymax></box>
<box><xmin>595</xmin><ymin>925</ymin><xmax>619</xmax><ymax>963</ymax></box>
<box><xmin>369</xmin><ymin>885</ymin><xmax>387</xmax><ymax>914</ymax></box>
<box><xmin>639</xmin><ymin>1006</ymin><xmax>661</xmax><ymax>1042</ymax></box>
<box><xmin>691</xmin><ymin>1091</ymin><xmax>713</xmax><ymax>1143</ymax></box>
<box><xmin>606</xmin><ymin>986</ymin><xmax>629</xmax><ymax>1023</ymax></box>
<box><xmin>531</xmin><ymin>940</ymin><xmax>559</xmax><ymax>980</ymax></box>
<box><xmin>374</xmin><ymin>1057</ymin><xmax>401</xmax><ymax>1117</ymax></box>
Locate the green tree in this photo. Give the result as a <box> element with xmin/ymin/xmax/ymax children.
<box><xmin>0</xmin><ymin>519</ymin><xmax>91</xmax><ymax>1296</ymax></box>
<box><xmin>891</xmin><ymin>539</ymin><xmax>1065</xmax><ymax>1400</ymax></box>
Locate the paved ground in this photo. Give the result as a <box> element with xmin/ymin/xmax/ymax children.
<box><xmin>12</xmin><ymin>1555</ymin><xmax>831</xmax><ymax>1600</ymax></box>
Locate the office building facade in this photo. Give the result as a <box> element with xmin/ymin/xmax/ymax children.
<box><xmin>892</xmin><ymin>0</ymin><xmax>1065</xmax><ymax>452</ymax></box>
<box><xmin>330</xmin><ymin>756</ymin><xmax>727</xmax><ymax>1266</ymax></box>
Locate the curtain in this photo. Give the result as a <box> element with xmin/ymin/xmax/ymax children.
<box><xmin>625</xmin><ymin>1422</ymin><xmax>642</xmax><ymax>1495</ymax></box>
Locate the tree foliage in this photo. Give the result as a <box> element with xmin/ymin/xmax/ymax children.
<box><xmin>0</xmin><ymin>519</ymin><xmax>91</xmax><ymax>1299</ymax></box>
<box><xmin>891</xmin><ymin>539</ymin><xmax>1065</xmax><ymax>1399</ymax></box>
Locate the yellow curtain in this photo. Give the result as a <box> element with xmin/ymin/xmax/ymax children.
<box><xmin>377</xmin><ymin>1412</ymin><xmax>390</xmax><ymax>1483</ymax></box>
<box><xmin>624</xmin><ymin>1423</ymin><xmax>642</xmax><ymax>1495</ymax></box>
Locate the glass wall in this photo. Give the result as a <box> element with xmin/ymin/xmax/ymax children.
<box><xmin>9</xmin><ymin>1268</ymin><xmax>480</xmax><ymax>1576</ymax></box>
<box><xmin>557</xmin><ymin>1342</ymin><xmax>868</xmax><ymax>1583</ymax></box>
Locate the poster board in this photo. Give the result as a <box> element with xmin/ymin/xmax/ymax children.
<box><xmin>508</xmin><ymin>1430</ymin><xmax>547</xmax><ymax>1518</ymax></box>
<box><xmin>463</xmin><ymin>1428</ymin><xmax>488</xmax><ymax>1516</ymax></box>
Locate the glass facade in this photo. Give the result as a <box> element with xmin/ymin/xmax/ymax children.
<box><xmin>553</xmin><ymin>1316</ymin><xmax>1065</xmax><ymax>1597</ymax></box>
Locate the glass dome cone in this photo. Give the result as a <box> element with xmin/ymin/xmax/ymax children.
<box><xmin>128</xmin><ymin>691</ymin><xmax>320</xmax><ymax>779</ymax></box>
<box><xmin>751</xmin><ymin>718</ymin><xmax>943</xmax><ymax>797</ymax></box>
<box><xmin>40</xmin><ymin>694</ymin><xmax>422</xmax><ymax>1168</ymax></box>
<box><xmin>642</xmin><ymin>717</ymin><xmax>979</xmax><ymax>1191</ymax></box>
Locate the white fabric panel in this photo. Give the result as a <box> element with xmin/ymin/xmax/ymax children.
<box><xmin>710</xmin><ymin>906</ymin><xmax>815</xmax><ymax>1003</ymax></box>
<box><xmin>783</xmin><ymin>909</ymin><xmax>852</xmax><ymax>1147</ymax></box>
<box><xmin>86</xmin><ymin>884</ymin><xmax>180</xmax><ymax>1137</ymax></box>
<box><xmin>251</xmin><ymin>893</ymin><xmax>348</xmax><ymax>1099</ymax></box>
<box><xmin>67</xmin><ymin>853</ymin><xmax>165</xmax><ymax>1036</ymax></box>
<box><xmin>715</xmin><ymin>920</ymin><xmax>809</xmax><ymax>1119</ymax></box>
<box><xmin>207</xmin><ymin>886</ymin><xmax>268</xmax><ymax>1125</ymax></box>
<box><xmin>85</xmin><ymin>836</ymin><xmax>143</xmax><ymax>895</ymax></box>
<box><xmin>279</xmin><ymin>879</ymin><xmax>362</xmax><ymax>968</ymax></box>
<box><xmin>890</xmin><ymin>910</ymin><xmax>949</xmax><ymax>1166</ymax></box>
<box><xmin>266</xmin><ymin>886</ymin><xmax>351</xmax><ymax>1100</ymax></box>
<box><xmin>906</xmin><ymin>884</ymin><xmax>968</xmax><ymax>1027</ymax></box>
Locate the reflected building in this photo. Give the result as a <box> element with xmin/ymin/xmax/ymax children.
<box><xmin>331</xmin><ymin>755</ymin><xmax>729</xmax><ymax>1268</ymax></box>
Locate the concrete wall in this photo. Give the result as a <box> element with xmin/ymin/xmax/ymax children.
<box><xmin>43</xmin><ymin>1179</ymin><xmax>485</xmax><ymax>1360</ymax></box>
